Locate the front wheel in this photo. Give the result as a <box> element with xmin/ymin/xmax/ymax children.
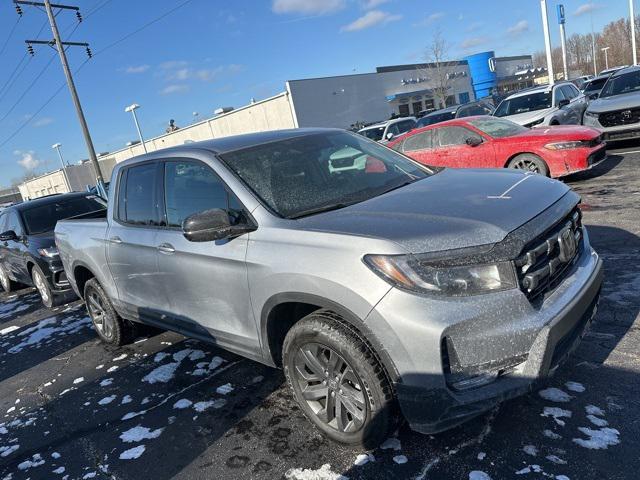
<box><xmin>84</xmin><ymin>278</ymin><xmax>134</xmax><ymax>346</ymax></box>
<box><xmin>283</xmin><ymin>311</ymin><xmax>398</xmax><ymax>447</ymax></box>
<box><xmin>508</xmin><ymin>154</ymin><xmax>549</xmax><ymax>177</ymax></box>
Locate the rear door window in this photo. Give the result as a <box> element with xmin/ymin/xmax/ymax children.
<box><xmin>118</xmin><ymin>162</ymin><xmax>160</xmax><ymax>226</ymax></box>
<box><xmin>6</xmin><ymin>212</ymin><xmax>23</xmax><ymax>237</ymax></box>
<box><xmin>403</xmin><ymin>131</ymin><xmax>433</xmax><ymax>152</ymax></box>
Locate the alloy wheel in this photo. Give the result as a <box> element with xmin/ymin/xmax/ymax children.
<box><xmin>33</xmin><ymin>270</ymin><xmax>50</xmax><ymax>304</ymax></box>
<box><xmin>293</xmin><ymin>342</ymin><xmax>367</xmax><ymax>433</ymax></box>
<box><xmin>0</xmin><ymin>266</ymin><xmax>8</xmax><ymax>291</ymax></box>
<box><xmin>87</xmin><ymin>290</ymin><xmax>113</xmax><ymax>339</ymax></box>
<box><xmin>512</xmin><ymin>158</ymin><xmax>540</xmax><ymax>173</ymax></box>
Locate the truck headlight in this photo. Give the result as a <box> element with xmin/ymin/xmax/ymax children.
<box><xmin>524</xmin><ymin>118</ymin><xmax>545</xmax><ymax>128</ymax></box>
<box><xmin>584</xmin><ymin>110</ymin><xmax>598</xmax><ymax>118</ymax></box>
<box><xmin>364</xmin><ymin>254</ymin><xmax>517</xmax><ymax>296</ymax></box>
<box><xmin>38</xmin><ymin>247</ymin><xmax>59</xmax><ymax>258</ymax></box>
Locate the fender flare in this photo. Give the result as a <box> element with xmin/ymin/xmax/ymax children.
<box><xmin>260</xmin><ymin>292</ymin><xmax>400</xmax><ymax>383</ymax></box>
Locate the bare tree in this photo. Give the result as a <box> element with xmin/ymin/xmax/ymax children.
<box><xmin>423</xmin><ymin>30</ymin><xmax>453</xmax><ymax>109</ymax></box>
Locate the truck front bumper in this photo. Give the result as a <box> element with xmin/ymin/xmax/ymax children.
<box><xmin>365</xmin><ymin>236</ymin><xmax>603</xmax><ymax>434</ymax></box>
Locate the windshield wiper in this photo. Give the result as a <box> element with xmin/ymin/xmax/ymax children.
<box><xmin>287</xmin><ymin>202</ymin><xmax>355</xmax><ymax>219</ymax></box>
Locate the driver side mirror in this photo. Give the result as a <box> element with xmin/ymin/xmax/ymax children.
<box><xmin>182</xmin><ymin>209</ymin><xmax>255</xmax><ymax>242</ymax></box>
<box><xmin>589</xmin><ymin>93</ymin><xmax>599</xmax><ymax>100</ymax></box>
<box><xmin>385</xmin><ymin>132</ymin><xmax>395</xmax><ymax>141</ymax></box>
<box><xmin>558</xmin><ymin>99</ymin><xmax>570</xmax><ymax>108</ymax></box>
<box><xmin>0</xmin><ymin>230</ymin><xmax>17</xmax><ymax>242</ymax></box>
<box><xmin>465</xmin><ymin>136</ymin><xmax>483</xmax><ymax>147</ymax></box>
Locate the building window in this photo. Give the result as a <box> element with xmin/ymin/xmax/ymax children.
<box><xmin>412</xmin><ymin>101</ymin><xmax>423</xmax><ymax>115</ymax></box>
<box><xmin>424</xmin><ymin>99</ymin><xmax>435</xmax><ymax>111</ymax></box>
<box><xmin>398</xmin><ymin>104</ymin><xmax>410</xmax><ymax>117</ymax></box>
<box><xmin>445</xmin><ymin>95</ymin><xmax>456</xmax><ymax>107</ymax></box>
<box><xmin>458</xmin><ymin>92</ymin><xmax>470</xmax><ymax>104</ymax></box>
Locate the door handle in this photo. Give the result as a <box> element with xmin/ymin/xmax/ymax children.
<box><xmin>108</xmin><ymin>236</ymin><xmax>122</xmax><ymax>244</ymax></box>
<box><xmin>157</xmin><ymin>243</ymin><xmax>175</xmax><ymax>254</ymax></box>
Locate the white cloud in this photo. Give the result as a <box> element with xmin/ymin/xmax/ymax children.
<box><xmin>124</xmin><ymin>65</ymin><xmax>150</xmax><ymax>74</ymax></box>
<box><xmin>272</xmin><ymin>0</ymin><xmax>345</xmax><ymax>15</ymax></box>
<box><xmin>32</xmin><ymin>117</ymin><xmax>53</xmax><ymax>127</ymax></box>
<box><xmin>362</xmin><ymin>0</ymin><xmax>389</xmax><ymax>9</ymax></box>
<box><xmin>341</xmin><ymin>10</ymin><xmax>402</xmax><ymax>32</ymax></box>
<box><xmin>160</xmin><ymin>84</ymin><xmax>189</xmax><ymax>95</ymax></box>
<box><xmin>413</xmin><ymin>11</ymin><xmax>445</xmax><ymax>27</ymax></box>
<box><xmin>15</xmin><ymin>150</ymin><xmax>40</xmax><ymax>171</ymax></box>
<box><xmin>507</xmin><ymin>20</ymin><xmax>529</xmax><ymax>35</ymax></box>
<box><xmin>574</xmin><ymin>3</ymin><xmax>600</xmax><ymax>16</ymax></box>
<box><xmin>159</xmin><ymin>60</ymin><xmax>188</xmax><ymax>70</ymax></box>
<box><xmin>165</xmin><ymin>64</ymin><xmax>244</xmax><ymax>83</ymax></box>
<box><xmin>460</xmin><ymin>36</ymin><xmax>489</xmax><ymax>49</ymax></box>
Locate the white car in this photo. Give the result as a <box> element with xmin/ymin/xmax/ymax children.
<box><xmin>358</xmin><ymin>117</ymin><xmax>416</xmax><ymax>143</ymax></box>
<box><xmin>494</xmin><ymin>83</ymin><xmax>588</xmax><ymax>128</ymax></box>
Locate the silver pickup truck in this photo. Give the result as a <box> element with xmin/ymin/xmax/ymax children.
<box><xmin>55</xmin><ymin>128</ymin><xmax>603</xmax><ymax>446</ymax></box>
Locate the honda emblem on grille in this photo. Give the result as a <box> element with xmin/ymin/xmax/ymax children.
<box><xmin>622</xmin><ymin>110</ymin><xmax>632</xmax><ymax>120</ymax></box>
<box><xmin>558</xmin><ymin>228</ymin><xmax>577</xmax><ymax>263</ymax></box>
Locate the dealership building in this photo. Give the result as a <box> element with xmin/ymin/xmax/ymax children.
<box><xmin>18</xmin><ymin>51</ymin><xmax>544</xmax><ymax>199</ymax></box>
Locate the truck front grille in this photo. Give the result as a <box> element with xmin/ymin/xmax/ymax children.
<box><xmin>515</xmin><ymin>208</ymin><xmax>583</xmax><ymax>302</ymax></box>
<box><xmin>599</xmin><ymin>108</ymin><xmax>640</xmax><ymax>127</ymax></box>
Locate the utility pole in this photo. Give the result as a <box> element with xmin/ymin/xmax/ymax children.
<box><xmin>631</xmin><ymin>0</ymin><xmax>638</xmax><ymax>65</ymax></box>
<box><xmin>16</xmin><ymin>0</ymin><xmax>105</xmax><ymax>188</ymax></box>
<box><xmin>540</xmin><ymin>0</ymin><xmax>555</xmax><ymax>85</ymax></box>
<box><xmin>557</xmin><ymin>4</ymin><xmax>569</xmax><ymax>81</ymax></box>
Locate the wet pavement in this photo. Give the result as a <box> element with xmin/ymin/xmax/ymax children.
<box><xmin>1</xmin><ymin>149</ymin><xmax>639</xmax><ymax>480</ymax></box>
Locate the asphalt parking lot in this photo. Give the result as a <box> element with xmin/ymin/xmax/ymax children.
<box><xmin>1</xmin><ymin>149</ymin><xmax>639</xmax><ymax>480</ymax></box>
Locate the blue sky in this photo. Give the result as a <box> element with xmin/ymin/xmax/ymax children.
<box><xmin>0</xmin><ymin>0</ymin><xmax>631</xmax><ymax>186</ymax></box>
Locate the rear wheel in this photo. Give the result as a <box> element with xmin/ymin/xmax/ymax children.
<box><xmin>84</xmin><ymin>278</ymin><xmax>133</xmax><ymax>346</ymax></box>
<box><xmin>283</xmin><ymin>311</ymin><xmax>398</xmax><ymax>447</ymax></box>
<box><xmin>0</xmin><ymin>263</ymin><xmax>16</xmax><ymax>293</ymax></box>
<box><xmin>508</xmin><ymin>154</ymin><xmax>549</xmax><ymax>176</ymax></box>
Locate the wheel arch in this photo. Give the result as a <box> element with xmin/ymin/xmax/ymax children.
<box><xmin>260</xmin><ymin>292</ymin><xmax>400</xmax><ymax>383</ymax></box>
<box><xmin>71</xmin><ymin>261</ymin><xmax>97</xmax><ymax>299</ymax></box>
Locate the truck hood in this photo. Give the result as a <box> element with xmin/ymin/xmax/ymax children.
<box><xmin>586</xmin><ymin>91</ymin><xmax>640</xmax><ymax>114</ymax></box>
<box><xmin>296</xmin><ymin>169</ymin><xmax>571</xmax><ymax>254</ymax></box>
<box><xmin>500</xmin><ymin>107</ymin><xmax>554</xmax><ymax>126</ymax></box>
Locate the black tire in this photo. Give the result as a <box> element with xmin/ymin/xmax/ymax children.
<box><xmin>31</xmin><ymin>264</ymin><xmax>61</xmax><ymax>308</ymax></box>
<box><xmin>508</xmin><ymin>153</ymin><xmax>550</xmax><ymax>177</ymax></box>
<box><xmin>283</xmin><ymin>310</ymin><xmax>398</xmax><ymax>447</ymax></box>
<box><xmin>0</xmin><ymin>263</ymin><xmax>17</xmax><ymax>293</ymax></box>
<box><xmin>84</xmin><ymin>278</ymin><xmax>133</xmax><ymax>346</ymax></box>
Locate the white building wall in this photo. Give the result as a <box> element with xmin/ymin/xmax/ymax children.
<box><xmin>288</xmin><ymin>66</ymin><xmax>474</xmax><ymax>129</ymax></box>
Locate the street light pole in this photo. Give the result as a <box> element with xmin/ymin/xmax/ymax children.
<box><xmin>52</xmin><ymin>143</ymin><xmax>71</xmax><ymax>192</ymax></box>
<box><xmin>602</xmin><ymin>47</ymin><xmax>610</xmax><ymax>70</ymax></box>
<box><xmin>125</xmin><ymin>103</ymin><xmax>147</xmax><ymax>153</ymax></box>
<box><xmin>540</xmin><ymin>0</ymin><xmax>555</xmax><ymax>85</ymax></box>
<box><xmin>631</xmin><ymin>0</ymin><xmax>638</xmax><ymax>65</ymax></box>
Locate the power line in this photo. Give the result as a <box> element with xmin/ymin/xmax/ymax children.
<box><xmin>0</xmin><ymin>17</ymin><xmax>21</xmax><ymax>58</ymax></box>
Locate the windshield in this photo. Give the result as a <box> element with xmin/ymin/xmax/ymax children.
<box><xmin>468</xmin><ymin>117</ymin><xmax>528</xmax><ymax>138</ymax></box>
<box><xmin>417</xmin><ymin>111</ymin><xmax>456</xmax><ymax>127</ymax></box>
<box><xmin>600</xmin><ymin>70</ymin><xmax>640</xmax><ymax>98</ymax></box>
<box><xmin>21</xmin><ymin>196</ymin><xmax>107</xmax><ymax>235</ymax></box>
<box><xmin>359</xmin><ymin>126</ymin><xmax>385</xmax><ymax>141</ymax></box>
<box><xmin>494</xmin><ymin>91</ymin><xmax>552</xmax><ymax>117</ymax></box>
<box><xmin>584</xmin><ymin>78</ymin><xmax>608</xmax><ymax>94</ymax></box>
<box><xmin>220</xmin><ymin>131</ymin><xmax>431</xmax><ymax>219</ymax></box>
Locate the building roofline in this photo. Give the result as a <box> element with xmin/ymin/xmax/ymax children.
<box><xmin>495</xmin><ymin>55</ymin><xmax>532</xmax><ymax>62</ymax></box>
<box><xmin>376</xmin><ymin>61</ymin><xmax>468</xmax><ymax>73</ymax></box>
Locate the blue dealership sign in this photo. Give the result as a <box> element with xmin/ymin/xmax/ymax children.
<box><xmin>557</xmin><ymin>4</ymin><xmax>566</xmax><ymax>25</ymax></box>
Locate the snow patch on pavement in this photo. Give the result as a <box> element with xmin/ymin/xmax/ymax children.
<box><xmin>8</xmin><ymin>316</ymin><xmax>90</xmax><ymax>354</ymax></box>
<box><xmin>469</xmin><ymin>472</ymin><xmax>492</xmax><ymax>480</ymax></box>
<box><xmin>564</xmin><ymin>381</ymin><xmax>585</xmax><ymax>393</ymax></box>
<box><xmin>216</xmin><ymin>383</ymin><xmax>233</xmax><ymax>395</ymax></box>
<box><xmin>573</xmin><ymin>427</ymin><xmax>620</xmax><ymax>449</ymax></box>
<box><xmin>380</xmin><ymin>437</ymin><xmax>401</xmax><ymax>451</ymax></box>
<box><xmin>393</xmin><ymin>455</ymin><xmax>408</xmax><ymax>464</ymax></box>
<box><xmin>538</xmin><ymin>388</ymin><xmax>572</xmax><ymax>403</ymax></box>
<box><xmin>119</xmin><ymin>445</ymin><xmax>146</xmax><ymax>460</ymax></box>
<box><xmin>523</xmin><ymin>445</ymin><xmax>538</xmax><ymax>456</ymax></box>
<box><xmin>120</xmin><ymin>425</ymin><xmax>164</xmax><ymax>443</ymax></box>
<box><xmin>541</xmin><ymin>407</ymin><xmax>572</xmax><ymax>426</ymax></box>
<box><xmin>284</xmin><ymin>464</ymin><xmax>348</xmax><ymax>480</ymax></box>
<box><xmin>353</xmin><ymin>453</ymin><xmax>374</xmax><ymax>466</ymax></box>
<box><xmin>173</xmin><ymin>399</ymin><xmax>192</xmax><ymax>409</ymax></box>
<box><xmin>98</xmin><ymin>395</ymin><xmax>117</xmax><ymax>406</ymax></box>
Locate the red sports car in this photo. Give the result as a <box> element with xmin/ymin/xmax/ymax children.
<box><xmin>387</xmin><ymin>116</ymin><xmax>606</xmax><ymax>178</ymax></box>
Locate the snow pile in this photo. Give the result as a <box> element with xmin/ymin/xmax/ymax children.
<box><xmin>573</xmin><ymin>427</ymin><xmax>620</xmax><ymax>449</ymax></box>
<box><xmin>541</xmin><ymin>407</ymin><xmax>572</xmax><ymax>426</ymax></box>
<box><xmin>119</xmin><ymin>445</ymin><xmax>146</xmax><ymax>460</ymax></box>
<box><xmin>284</xmin><ymin>464</ymin><xmax>348</xmax><ymax>480</ymax></box>
<box><xmin>0</xmin><ymin>444</ymin><xmax>19</xmax><ymax>457</ymax></box>
<box><xmin>17</xmin><ymin>453</ymin><xmax>45</xmax><ymax>470</ymax></box>
<box><xmin>538</xmin><ymin>388</ymin><xmax>572</xmax><ymax>403</ymax></box>
<box><xmin>119</xmin><ymin>425</ymin><xmax>164</xmax><ymax>443</ymax></box>
<box><xmin>353</xmin><ymin>453</ymin><xmax>374</xmax><ymax>466</ymax></box>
